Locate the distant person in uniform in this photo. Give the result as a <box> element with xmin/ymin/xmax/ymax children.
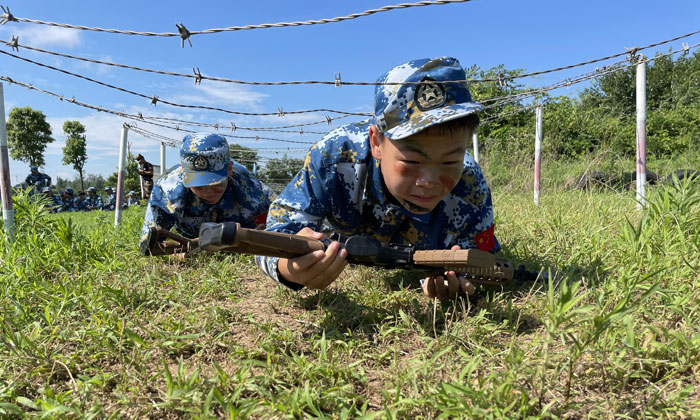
<box><xmin>29</xmin><ymin>181</ymin><xmax>43</xmax><ymax>198</ymax></box>
<box><xmin>140</xmin><ymin>133</ymin><xmax>271</xmax><ymax>251</ymax></box>
<box><xmin>61</xmin><ymin>188</ymin><xmax>76</xmax><ymax>212</ymax></box>
<box><xmin>25</xmin><ymin>165</ymin><xmax>52</xmax><ymax>187</ymax></box>
<box><xmin>86</xmin><ymin>186</ymin><xmax>103</xmax><ymax>210</ymax></box>
<box><xmin>127</xmin><ymin>190</ymin><xmax>141</xmax><ymax>207</ymax></box>
<box><xmin>74</xmin><ymin>191</ymin><xmax>89</xmax><ymax>211</ymax></box>
<box><xmin>103</xmin><ymin>186</ymin><xmax>117</xmax><ymax>210</ymax></box>
<box><xmin>135</xmin><ymin>154</ymin><xmax>155</xmax><ymax>200</ymax></box>
<box><xmin>42</xmin><ymin>186</ymin><xmax>63</xmax><ymax>212</ymax></box>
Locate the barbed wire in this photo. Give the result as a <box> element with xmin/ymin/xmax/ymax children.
<box><xmin>3</xmin><ymin>27</ymin><xmax>699</xmax><ymax>87</ymax></box>
<box><xmin>140</xmin><ymin>116</ymin><xmax>329</xmax><ymax>134</ymax></box>
<box><xmin>0</xmin><ymin>1</ymin><xmax>473</xmax><ymax>43</ymax></box>
<box><xmin>0</xmin><ymin>75</ymin><xmax>318</xmax><ymax>145</ymax></box>
<box><xmin>140</xmin><ymin>115</ymin><xmax>339</xmax><ymax>133</ymax></box>
<box><xmin>0</xmin><ymin>49</ymin><xmax>371</xmax><ymax>124</ymax></box>
<box><xmin>2</xmin><ymin>41</ymin><xmax>697</xmax><ymax>150</ymax></box>
<box><xmin>480</xmin><ymin>104</ymin><xmax>539</xmax><ymax>125</ymax></box>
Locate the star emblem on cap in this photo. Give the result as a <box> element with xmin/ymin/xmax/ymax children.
<box><xmin>415</xmin><ymin>77</ymin><xmax>446</xmax><ymax>111</ymax></box>
<box><xmin>193</xmin><ymin>155</ymin><xmax>209</xmax><ymax>170</ymax></box>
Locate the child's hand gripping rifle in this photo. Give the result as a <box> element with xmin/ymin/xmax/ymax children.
<box><xmin>195</xmin><ymin>222</ymin><xmax>542</xmax><ymax>286</ymax></box>
<box><xmin>139</xmin><ymin>226</ymin><xmax>199</xmax><ymax>256</ymax></box>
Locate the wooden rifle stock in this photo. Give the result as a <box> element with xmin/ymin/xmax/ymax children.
<box><xmin>197</xmin><ymin>222</ymin><xmax>539</xmax><ymax>285</ymax></box>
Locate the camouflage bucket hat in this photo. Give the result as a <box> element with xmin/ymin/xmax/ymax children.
<box><xmin>180</xmin><ymin>133</ymin><xmax>230</xmax><ymax>188</ymax></box>
<box><xmin>373</xmin><ymin>57</ymin><xmax>483</xmax><ymax>140</ymax></box>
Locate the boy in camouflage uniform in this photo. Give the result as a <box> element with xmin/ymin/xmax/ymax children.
<box><xmin>86</xmin><ymin>186</ymin><xmax>103</xmax><ymax>210</ymax></box>
<box><xmin>25</xmin><ymin>165</ymin><xmax>51</xmax><ymax>187</ymax></box>
<box><xmin>257</xmin><ymin>57</ymin><xmax>499</xmax><ymax>300</ymax></box>
<box><xmin>139</xmin><ymin>133</ymin><xmax>271</xmax><ymax>250</ymax></box>
<box><xmin>41</xmin><ymin>187</ymin><xmax>63</xmax><ymax>212</ymax></box>
<box><xmin>61</xmin><ymin>188</ymin><xmax>76</xmax><ymax>212</ymax></box>
<box><xmin>103</xmin><ymin>187</ymin><xmax>117</xmax><ymax>210</ymax></box>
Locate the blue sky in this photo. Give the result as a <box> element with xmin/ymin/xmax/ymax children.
<box><xmin>1</xmin><ymin>0</ymin><xmax>699</xmax><ymax>185</ymax></box>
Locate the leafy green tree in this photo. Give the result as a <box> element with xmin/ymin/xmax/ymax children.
<box><xmin>229</xmin><ymin>143</ymin><xmax>259</xmax><ymax>172</ymax></box>
<box><xmin>259</xmin><ymin>154</ymin><xmax>304</xmax><ymax>189</ymax></box>
<box><xmin>61</xmin><ymin>121</ymin><xmax>88</xmax><ymax>191</ymax></box>
<box><xmin>5</xmin><ymin>106</ymin><xmax>54</xmax><ymax>167</ymax></box>
<box><xmin>106</xmin><ymin>152</ymin><xmax>140</xmax><ymax>193</ymax></box>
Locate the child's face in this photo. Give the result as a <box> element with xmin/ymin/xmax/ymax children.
<box><xmin>370</xmin><ymin>125</ymin><xmax>469</xmax><ymax>214</ymax></box>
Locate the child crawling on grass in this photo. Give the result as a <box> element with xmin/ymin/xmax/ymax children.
<box><xmin>257</xmin><ymin>57</ymin><xmax>500</xmax><ymax>300</ymax></box>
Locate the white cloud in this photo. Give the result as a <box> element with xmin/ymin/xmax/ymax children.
<box><xmin>0</xmin><ymin>25</ymin><xmax>82</xmax><ymax>48</ymax></box>
<box><xmin>173</xmin><ymin>82</ymin><xmax>269</xmax><ymax>109</ymax></box>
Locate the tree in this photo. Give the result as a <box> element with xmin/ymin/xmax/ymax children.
<box><xmin>62</xmin><ymin>121</ymin><xmax>88</xmax><ymax>191</ymax></box>
<box><xmin>259</xmin><ymin>154</ymin><xmax>304</xmax><ymax>190</ymax></box>
<box><xmin>106</xmin><ymin>152</ymin><xmax>140</xmax><ymax>193</ymax></box>
<box><xmin>6</xmin><ymin>106</ymin><xmax>54</xmax><ymax>167</ymax></box>
<box><xmin>229</xmin><ymin>143</ymin><xmax>259</xmax><ymax>172</ymax></box>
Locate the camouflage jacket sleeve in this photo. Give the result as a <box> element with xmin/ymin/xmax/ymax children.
<box><xmin>449</xmin><ymin>154</ymin><xmax>500</xmax><ymax>253</ymax></box>
<box><xmin>139</xmin><ymin>184</ymin><xmax>178</xmax><ymax>251</ymax></box>
<box><xmin>256</xmin><ymin>149</ymin><xmax>332</xmax><ymax>290</ymax></box>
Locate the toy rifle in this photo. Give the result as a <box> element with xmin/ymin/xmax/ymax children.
<box><xmin>141</xmin><ymin>222</ymin><xmax>543</xmax><ymax>286</ymax></box>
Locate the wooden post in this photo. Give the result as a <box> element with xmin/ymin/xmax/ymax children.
<box><xmin>636</xmin><ymin>56</ymin><xmax>647</xmax><ymax>210</ymax></box>
<box><xmin>472</xmin><ymin>132</ymin><xmax>479</xmax><ymax>164</ymax></box>
<box><xmin>114</xmin><ymin>124</ymin><xmax>128</xmax><ymax>227</ymax></box>
<box><xmin>534</xmin><ymin>104</ymin><xmax>543</xmax><ymax>205</ymax></box>
<box><xmin>0</xmin><ymin>83</ymin><xmax>14</xmax><ymax>242</ymax></box>
<box><xmin>160</xmin><ymin>142</ymin><xmax>166</xmax><ymax>176</ymax></box>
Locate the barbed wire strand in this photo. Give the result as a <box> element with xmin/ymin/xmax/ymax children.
<box><xmin>3</xmin><ymin>27</ymin><xmax>699</xmax><ymax>86</ymax></box>
<box><xmin>0</xmin><ymin>75</ymin><xmax>319</xmax><ymax>145</ymax></box>
<box><xmin>0</xmin><ymin>1</ymin><xmax>473</xmax><ymax>39</ymax></box>
<box><xmin>0</xmin><ymin>49</ymin><xmax>372</xmax><ymax>122</ymax></box>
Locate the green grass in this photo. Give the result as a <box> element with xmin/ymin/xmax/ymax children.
<box><xmin>0</xmin><ymin>172</ymin><xmax>699</xmax><ymax>419</ymax></box>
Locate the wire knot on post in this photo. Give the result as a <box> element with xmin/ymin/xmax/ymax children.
<box><xmin>231</xmin><ymin>122</ymin><xmax>237</xmax><ymax>132</ymax></box>
<box><xmin>193</xmin><ymin>67</ymin><xmax>202</xmax><ymax>84</ymax></box>
<box><xmin>151</xmin><ymin>95</ymin><xmax>159</xmax><ymax>106</ymax></box>
<box><xmin>326</xmin><ymin>115</ymin><xmax>332</xmax><ymax>125</ymax></box>
<box><xmin>278</xmin><ymin>107</ymin><xmax>284</xmax><ymax>117</ymax></box>
<box><xmin>176</xmin><ymin>23</ymin><xmax>192</xmax><ymax>48</ymax></box>
<box><xmin>626</xmin><ymin>47</ymin><xmax>640</xmax><ymax>63</ymax></box>
<box><xmin>0</xmin><ymin>6</ymin><xmax>17</xmax><ymax>25</ymax></box>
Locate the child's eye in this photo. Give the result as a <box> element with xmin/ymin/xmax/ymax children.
<box><xmin>401</xmin><ymin>160</ymin><xmax>420</xmax><ymax>165</ymax></box>
<box><xmin>443</xmin><ymin>161</ymin><xmax>460</xmax><ymax>166</ymax></box>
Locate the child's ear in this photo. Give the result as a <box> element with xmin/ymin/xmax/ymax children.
<box><xmin>369</xmin><ymin>125</ymin><xmax>383</xmax><ymax>160</ymax></box>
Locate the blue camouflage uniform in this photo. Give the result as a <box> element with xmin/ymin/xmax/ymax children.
<box><xmin>86</xmin><ymin>188</ymin><xmax>103</xmax><ymax>210</ymax></box>
<box><xmin>74</xmin><ymin>195</ymin><xmax>89</xmax><ymax>211</ymax></box>
<box><xmin>103</xmin><ymin>188</ymin><xmax>117</xmax><ymax>210</ymax></box>
<box><xmin>257</xmin><ymin>57</ymin><xmax>500</xmax><ymax>289</ymax></box>
<box><xmin>140</xmin><ymin>133</ymin><xmax>271</xmax><ymax>249</ymax></box>
<box><xmin>25</xmin><ymin>167</ymin><xmax>51</xmax><ymax>187</ymax></box>
<box><xmin>61</xmin><ymin>189</ymin><xmax>76</xmax><ymax>212</ymax></box>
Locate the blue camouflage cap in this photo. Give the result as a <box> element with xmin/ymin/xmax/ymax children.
<box><xmin>65</xmin><ymin>187</ymin><xmax>74</xmax><ymax>194</ymax></box>
<box><xmin>373</xmin><ymin>57</ymin><xmax>483</xmax><ymax>140</ymax></box>
<box><xmin>180</xmin><ymin>133</ymin><xmax>230</xmax><ymax>188</ymax></box>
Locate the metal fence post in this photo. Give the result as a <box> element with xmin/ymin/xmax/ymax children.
<box><xmin>114</xmin><ymin>124</ymin><xmax>129</xmax><ymax>227</ymax></box>
<box><xmin>160</xmin><ymin>142</ymin><xmax>166</xmax><ymax>176</ymax></box>
<box><xmin>0</xmin><ymin>83</ymin><xmax>14</xmax><ymax>242</ymax></box>
<box><xmin>534</xmin><ymin>104</ymin><xmax>543</xmax><ymax>205</ymax></box>
<box><xmin>636</xmin><ymin>56</ymin><xmax>647</xmax><ymax>210</ymax></box>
